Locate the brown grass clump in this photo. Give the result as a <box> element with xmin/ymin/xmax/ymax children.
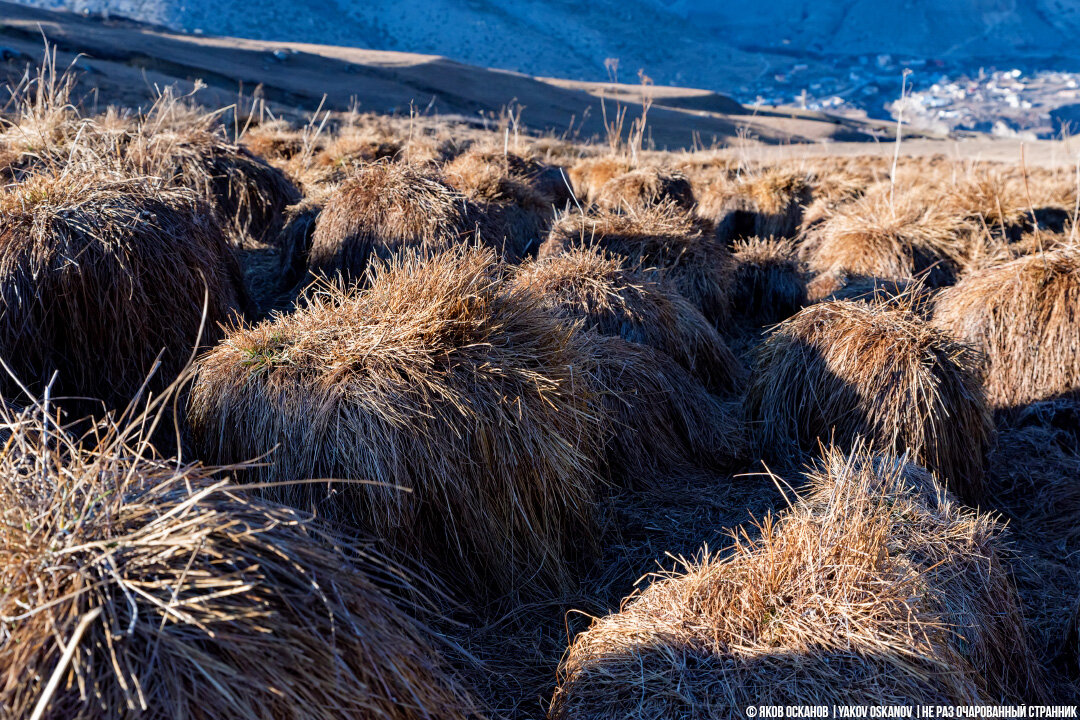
<box><xmin>567</xmin><ymin>156</ymin><xmax>632</xmax><ymax>202</ymax></box>
<box><xmin>187</xmin><ymin>246</ymin><xmax>603</xmax><ymax>602</ymax></box>
<box><xmin>0</xmin><ymin>402</ymin><xmax>478</xmax><ymax>720</ymax></box>
<box><xmin>594</xmin><ymin>168</ymin><xmax>694</xmax><ymax>212</ymax></box>
<box><xmin>746</xmin><ymin>300</ymin><xmax>991</xmax><ymax>501</ymax></box>
<box><xmin>540</xmin><ymin>205</ymin><xmax>735</xmax><ymax>326</ymax></box>
<box><xmin>802</xmin><ymin>189</ymin><xmax>974</xmax><ymax>287</ymax></box>
<box><xmin>315</xmin><ymin>123</ymin><xmax>403</xmax><ymax>169</ymax></box>
<box><xmin>800</xmin><ymin>169</ymin><xmax>869</xmax><ymax>229</ymax></box>
<box><xmin>510</xmin><ymin>248</ymin><xmax>741</xmax><ymax>394</ymax></box>
<box><xmin>443</xmin><ymin>149</ymin><xmax>560</xmax><ymax>257</ymax></box>
<box><xmin>550</xmin><ymin>446</ymin><xmax>1045</xmax><ymax>718</ymax></box>
<box><xmin>730</xmin><ymin>237</ymin><xmax>807</xmax><ymax>323</ymax></box>
<box><xmin>241</xmin><ymin>119</ymin><xmax>307</xmax><ymax>162</ymax></box>
<box><xmin>308</xmin><ymin>162</ymin><xmax>499</xmax><ymax>280</ymax></box>
<box><xmin>583</xmin><ymin>333</ymin><xmax>746</xmax><ymax>481</ymax></box>
<box><xmin>698</xmin><ymin>166</ymin><xmax>813</xmax><ymax>240</ymax></box>
<box><xmin>0</xmin><ymin>173</ymin><xmax>246</xmax><ymax>409</ymax></box>
<box><xmin>127</xmin><ymin>117</ymin><xmax>302</xmax><ymax>251</ymax></box>
<box><xmin>933</xmin><ymin>246</ymin><xmax>1080</xmax><ymax>407</ymax></box>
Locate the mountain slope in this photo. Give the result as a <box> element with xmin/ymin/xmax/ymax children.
<box><xmin>10</xmin><ymin>0</ymin><xmax>1080</xmax><ymax>100</ymax></box>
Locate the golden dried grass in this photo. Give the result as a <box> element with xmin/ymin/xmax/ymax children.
<box><xmin>746</xmin><ymin>299</ymin><xmax>991</xmax><ymax>501</ymax></box>
<box><xmin>510</xmin><ymin>247</ymin><xmax>741</xmax><ymax>394</ymax></box>
<box><xmin>802</xmin><ymin>188</ymin><xmax>974</xmax><ymax>287</ymax></box>
<box><xmin>540</xmin><ymin>205</ymin><xmax>735</xmax><ymax>326</ymax></box>
<box><xmin>934</xmin><ymin>246</ymin><xmax>1080</xmax><ymax>407</ymax></box>
<box><xmin>0</xmin><ymin>172</ymin><xmax>246</xmax><ymax>409</ymax></box>
<box><xmin>308</xmin><ymin>162</ymin><xmax>496</xmax><ymax>280</ymax></box>
<box><xmin>594</xmin><ymin>167</ymin><xmax>694</xmax><ymax>212</ymax></box>
<box><xmin>551</xmin><ymin>446</ymin><xmax>1045</xmax><ymax>718</ymax></box>
<box><xmin>0</xmin><ymin>400</ymin><xmax>478</xmax><ymax>720</ymax></box>
<box><xmin>187</xmin><ymin>246</ymin><xmax>603</xmax><ymax>602</ymax></box>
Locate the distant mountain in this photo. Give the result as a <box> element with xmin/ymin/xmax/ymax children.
<box><xmin>9</xmin><ymin>0</ymin><xmax>1080</xmax><ymax>95</ymax></box>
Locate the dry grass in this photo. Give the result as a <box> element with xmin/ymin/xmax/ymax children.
<box><xmin>540</xmin><ymin>205</ymin><xmax>735</xmax><ymax>327</ymax></box>
<box><xmin>0</xmin><ymin>397</ymin><xmax>479</xmax><ymax>720</ymax></box>
<box><xmin>747</xmin><ymin>300</ymin><xmax>991</xmax><ymax>501</ymax></box>
<box><xmin>124</xmin><ymin>103</ymin><xmax>302</xmax><ymax>252</ymax></box>
<box><xmin>0</xmin><ymin>172</ymin><xmax>246</xmax><ymax>409</ymax></box>
<box><xmin>934</xmin><ymin>245</ymin><xmax>1080</xmax><ymax>407</ymax></box>
<box><xmin>582</xmin><ymin>332</ymin><xmax>746</xmax><ymax>481</ymax></box>
<box><xmin>510</xmin><ymin>247</ymin><xmax>741</xmax><ymax>394</ymax></box>
<box><xmin>308</xmin><ymin>162</ymin><xmax>496</xmax><ymax>281</ymax></box>
<box><xmin>567</xmin><ymin>156</ymin><xmax>632</xmax><ymax>202</ymax></box>
<box><xmin>187</xmin><ymin>246</ymin><xmax>603</xmax><ymax>603</ymax></box>
<box><xmin>443</xmin><ymin>148</ymin><xmax>562</xmax><ymax>258</ymax></box>
<box><xmin>801</xmin><ymin>188</ymin><xmax>974</xmax><ymax>287</ymax></box>
<box><xmin>551</xmin><ymin>445</ymin><xmax>1044</xmax><ymax>718</ymax></box>
<box><xmin>594</xmin><ymin>167</ymin><xmax>694</xmax><ymax>212</ymax></box>
<box><xmin>698</xmin><ymin>166</ymin><xmax>813</xmax><ymax>240</ymax></box>
<box><xmin>730</xmin><ymin>237</ymin><xmax>808</xmax><ymax>323</ymax></box>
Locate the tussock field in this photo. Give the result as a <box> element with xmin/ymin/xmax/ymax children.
<box><xmin>2</xmin><ymin>54</ymin><xmax>1080</xmax><ymax>719</ymax></box>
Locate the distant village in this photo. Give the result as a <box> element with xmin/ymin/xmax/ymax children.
<box><xmin>743</xmin><ymin>54</ymin><xmax>1080</xmax><ymax>139</ymax></box>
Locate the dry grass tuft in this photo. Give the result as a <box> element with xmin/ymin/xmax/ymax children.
<box><xmin>934</xmin><ymin>246</ymin><xmax>1080</xmax><ymax>407</ymax></box>
<box><xmin>187</xmin><ymin>246</ymin><xmax>603</xmax><ymax>602</ymax></box>
<box><xmin>583</xmin><ymin>333</ymin><xmax>746</xmax><ymax>481</ymax></box>
<box><xmin>551</xmin><ymin>445</ymin><xmax>1045</xmax><ymax>718</ymax></box>
<box><xmin>698</xmin><ymin>166</ymin><xmax>813</xmax><ymax>240</ymax></box>
<box><xmin>802</xmin><ymin>189</ymin><xmax>974</xmax><ymax>287</ymax></box>
<box><xmin>567</xmin><ymin>156</ymin><xmax>632</xmax><ymax>202</ymax></box>
<box><xmin>730</xmin><ymin>237</ymin><xmax>807</xmax><ymax>323</ymax></box>
<box><xmin>540</xmin><ymin>205</ymin><xmax>735</xmax><ymax>326</ymax></box>
<box><xmin>443</xmin><ymin>149</ymin><xmax>563</xmax><ymax>257</ymax></box>
<box><xmin>594</xmin><ymin>167</ymin><xmax>694</xmax><ymax>212</ymax></box>
<box><xmin>0</xmin><ymin>172</ymin><xmax>246</xmax><ymax>409</ymax></box>
<box><xmin>308</xmin><ymin>162</ymin><xmax>500</xmax><ymax>280</ymax></box>
<box><xmin>0</xmin><ymin>401</ymin><xmax>478</xmax><ymax>720</ymax></box>
<box><xmin>747</xmin><ymin>300</ymin><xmax>991</xmax><ymax>501</ymax></box>
<box><xmin>510</xmin><ymin>248</ymin><xmax>741</xmax><ymax>394</ymax></box>
<box><xmin>126</xmin><ymin>110</ymin><xmax>302</xmax><ymax>251</ymax></box>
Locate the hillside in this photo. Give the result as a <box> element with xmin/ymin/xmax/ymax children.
<box><xmin>12</xmin><ymin>0</ymin><xmax>1080</xmax><ymax>91</ymax></box>
<box><xmin>0</xmin><ymin>1</ymin><xmax>900</xmax><ymax>149</ymax></box>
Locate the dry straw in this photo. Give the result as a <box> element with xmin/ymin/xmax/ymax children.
<box><xmin>582</xmin><ymin>332</ymin><xmax>746</xmax><ymax>481</ymax></box>
<box><xmin>593</xmin><ymin>167</ymin><xmax>694</xmax><ymax>212</ymax></box>
<box><xmin>699</xmin><ymin>165</ymin><xmax>813</xmax><ymax>240</ymax></box>
<box><xmin>0</xmin><ymin>172</ymin><xmax>246</xmax><ymax>409</ymax></box>
<box><xmin>730</xmin><ymin>237</ymin><xmax>808</xmax><ymax>323</ymax></box>
<box><xmin>510</xmin><ymin>247</ymin><xmax>741</xmax><ymax>394</ymax></box>
<box><xmin>187</xmin><ymin>246</ymin><xmax>603</xmax><ymax>602</ymax></box>
<box><xmin>551</xmin><ymin>446</ymin><xmax>1045</xmax><ymax>718</ymax></box>
<box><xmin>0</xmin><ymin>396</ymin><xmax>478</xmax><ymax>720</ymax></box>
<box><xmin>567</xmin><ymin>156</ymin><xmax>632</xmax><ymax>203</ymax></box>
<box><xmin>540</xmin><ymin>204</ymin><xmax>735</xmax><ymax>327</ymax></box>
<box><xmin>443</xmin><ymin>149</ymin><xmax>561</xmax><ymax>258</ymax></box>
<box><xmin>308</xmin><ymin>162</ymin><xmax>496</xmax><ymax>281</ymax></box>
<box><xmin>746</xmin><ymin>299</ymin><xmax>991</xmax><ymax>501</ymax></box>
<box><xmin>801</xmin><ymin>188</ymin><xmax>973</xmax><ymax>287</ymax></box>
<box><xmin>119</xmin><ymin>96</ymin><xmax>303</xmax><ymax>253</ymax></box>
<box><xmin>934</xmin><ymin>245</ymin><xmax>1080</xmax><ymax>408</ymax></box>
